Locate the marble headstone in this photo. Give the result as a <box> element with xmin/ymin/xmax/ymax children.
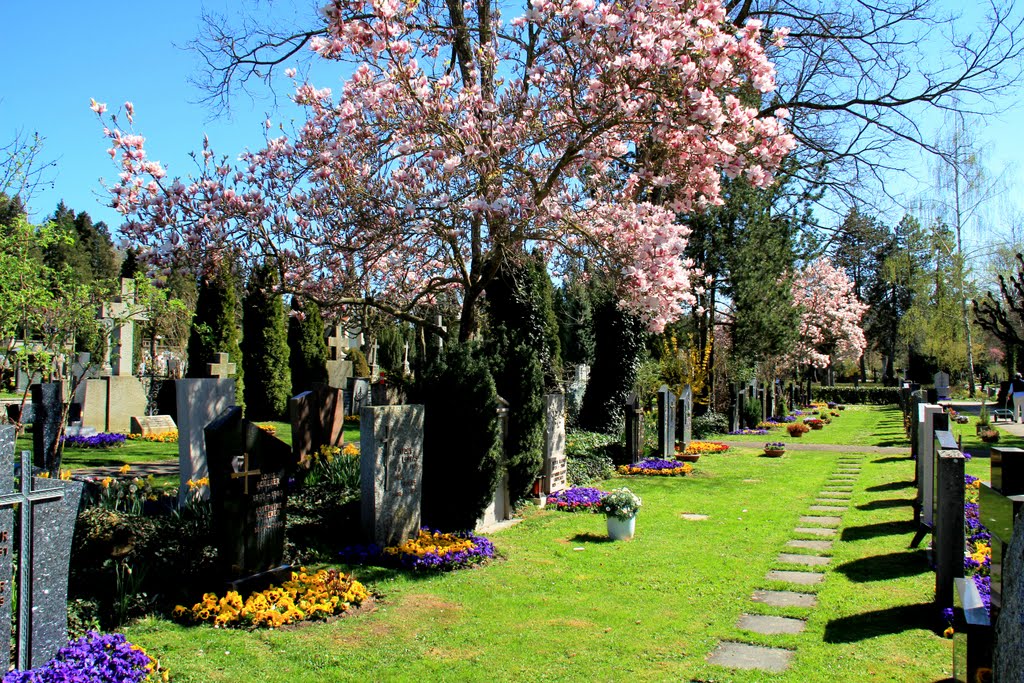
<box><xmin>360</xmin><ymin>405</ymin><xmax>424</xmax><ymax>547</ymax></box>
<box><xmin>205</xmin><ymin>407</ymin><xmax>296</xmax><ymax>577</ymax></box>
<box><xmin>129</xmin><ymin>415</ymin><xmax>177</xmax><ymax>436</ymax></box>
<box><xmin>175</xmin><ymin>378</ymin><xmax>235</xmax><ymax>504</ymax></box>
<box><xmin>543</xmin><ymin>393</ymin><xmax>567</xmax><ymax>495</ymax></box>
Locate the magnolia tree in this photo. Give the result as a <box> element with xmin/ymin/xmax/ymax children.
<box><xmin>95</xmin><ymin>0</ymin><xmax>795</xmax><ymax>339</ymax></box>
<box><xmin>789</xmin><ymin>256</ymin><xmax>868</xmax><ymax>373</ymax></box>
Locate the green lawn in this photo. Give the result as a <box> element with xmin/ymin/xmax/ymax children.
<box><xmin>122</xmin><ymin>405</ymin><xmax>950</xmax><ymax>682</ymax></box>
<box><xmin>712</xmin><ymin>404</ymin><xmax>908</xmax><ymax>447</ymax></box>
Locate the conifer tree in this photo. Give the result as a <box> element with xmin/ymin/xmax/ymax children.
<box><xmin>186</xmin><ymin>259</ymin><xmax>244</xmax><ymax>407</ymax></box>
<box><xmin>242</xmin><ymin>263</ymin><xmax>291</xmax><ymax>420</ymax></box>
<box><xmin>287</xmin><ymin>296</ymin><xmax>328</xmax><ymax>395</ymax></box>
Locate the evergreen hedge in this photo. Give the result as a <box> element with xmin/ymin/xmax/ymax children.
<box><xmin>186</xmin><ymin>260</ymin><xmax>244</xmax><ymax>408</ymax></box>
<box><xmin>241</xmin><ymin>264</ymin><xmax>291</xmax><ymax>420</ymax></box>
<box><xmin>813</xmin><ymin>386</ymin><xmax>901</xmax><ymax>405</ymax></box>
<box><xmin>287</xmin><ymin>297</ymin><xmax>328</xmax><ymax>395</ymax></box>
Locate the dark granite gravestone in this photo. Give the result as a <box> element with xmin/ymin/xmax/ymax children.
<box><xmin>933</xmin><ymin>429</ymin><xmax>965</xmax><ymax>608</ymax></box>
<box><xmin>0</xmin><ymin>426</ymin><xmax>84</xmax><ymax>670</ymax></box>
<box><xmin>205</xmin><ymin>407</ymin><xmax>296</xmax><ymax>578</ymax></box>
<box><xmin>624</xmin><ymin>392</ymin><xmax>644</xmax><ymax>464</ymax></box>
<box><xmin>361</xmin><ymin>405</ymin><xmax>424</xmax><ymax>546</ymax></box>
<box><xmin>5</xmin><ymin>403</ymin><xmax>34</xmax><ymax>426</ymax></box>
<box><xmin>679</xmin><ymin>384</ymin><xmax>693</xmax><ymax>449</ymax></box>
<box><xmin>994</xmin><ymin>497</ymin><xmax>1024</xmax><ymax>682</ymax></box>
<box><xmin>31</xmin><ymin>383</ymin><xmax>63</xmax><ymax>477</ymax></box>
<box><xmin>290</xmin><ymin>384</ymin><xmax>346</xmax><ymax>464</ymax></box>
<box><xmin>657</xmin><ymin>385</ymin><xmax>677</xmax><ymax>458</ymax></box>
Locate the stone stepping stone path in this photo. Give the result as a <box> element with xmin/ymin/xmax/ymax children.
<box><xmin>708</xmin><ymin>455</ymin><xmax>864</xmax><ymax>674</ymax></box>
<box><xmin>681</xmin><ymin>513</ymin><xmax>709</xmax><ymax>521</ymax></box>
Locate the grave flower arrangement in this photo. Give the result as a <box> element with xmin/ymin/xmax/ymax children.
<box><xmin>1</xmin><ymin>631</ymin><xmax>170</xmax><ymax>683</ymax></box>
<box><xmin>803</xmin><ymin>418</ymin><xmax>824</xmax><ymax>429</ymax></box>
<box><xmin>618</xmin><ymin>458</ymin><xmax>693</xmax><ymax>476</ymax></box>
<box><xmin>127</xmin><ymin>430</ymin><xmax>178</xmax><ymax>443</ymax></box>
<box><xmin>963</xmin><ymin>475</ymin><xmax>992</xmax><ymax>615</ymax></box>
<box><xmin>787</xmin><ymin>423</ymin><xmax>810</xmax><ymax>437</ymax></box>
<box><xmin>546</xmin><ymin>487</ymin><xmax>605</xmax><ymax>512</ymax></box>
<box><xmin>681</xmin><ymin>441</ymin><xmax>729</xmax><ymax>455</ymax></box>
<box><xmin>381</xmin><ymin>529</ymin><xmax>496</xmax><ymax>571</ymax></box>
<box><xmin>61</xmin><ymin>432</ymin><xmax>127</xmax><ymax>449</ymax></box>
<box><xmin>763</xmin><ymin>442</ymin><xmax>786</xmax><ymax>456</ymax></box>
<box><xmin>599</xmin><ymin>487</ymin><xmax>642</xmax><ymax>520</ymax></box>
<box><xmin>727</xmin><ymin>428</ymin><xmax>769</xmax><ymax>435</ymax></box>
<box><xmin>174</xmin><ymin>568</ymin><xmax>369</xmax><ymax>628</ymax></box>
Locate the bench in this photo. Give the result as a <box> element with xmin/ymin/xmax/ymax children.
<box><xmin>992</xmin><ymin>408</ymin><xmax>1015</xmax><ymax>423</ymax></box>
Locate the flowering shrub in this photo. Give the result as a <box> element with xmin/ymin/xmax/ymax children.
<box><xmin>300</xmin><ymin>443</ymin><xmax>360</xmax><ymax>488</ymax></box>
<box><xmin>2</xmin><ymin>631</ymin><xmax>169</xmax><ymax>683</ymax></box>
<box><xmin>382</xmin><ymin>529</ymin><xmax>495</xmax><ymax>571</ymax></box>
<box><xmin>618</xmin><ymin>459</ymin><xmax>694</xmax><ymax>476</ymax></box>
<box><xmin>787</xmin><ymin>423</ymin><xmax>810</xmax><ymax>437</ymax></box>
<box><xmin>174</xmin><ymin>568</ymin><xmax>368</xmax><ymax>628</ymax></box>
<box><xmin>546</xmin><ymin>487</ymin><xmax>605</xmax><ymax>512</ymax></box>
<box><xmin>127</xmin><ymin>431</ymin><xmax>179</xmax><ymax>443</ymax></box>
<box><xmin>764</xmin><ymin>442</ymin><xmax>787</xmax><ymax>452</ymax></box>
<box><xmin>62</xmin><ymin>433</ymin><xmax>127</xmax><ymax>449</ymax></box>
<box><xmin>599</xmin><ymin>488</ymin><xmax>642</xmax><ymax>520</ymax></box>
<box><xmin>682</xmin><ymin>441</ymin><xmax>729</xmax><ymax>455</ymax></box>
<box><xmin>964</xmin><ymin>475</ymin><xmax>992</xmax><ymax>616</ymax></box>
<box><xmin>728</xmin><ymin>429</ymin><xmax>769</xmax><ymax>435</ymax></box>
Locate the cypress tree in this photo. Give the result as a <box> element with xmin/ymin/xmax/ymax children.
<box><xmin>242</xmin><ymin>263</ymin><xmax>291</xmax><ymax>420</ymax></box>
<box><xmin>186</xmin><ymin>260</ymin><xmax>244</xmax><ymax>407</ymax></box>
<box><xmin>287</xmin><ymin>296</ymin><xmax>328</xmax><ymax>395</ymax></box>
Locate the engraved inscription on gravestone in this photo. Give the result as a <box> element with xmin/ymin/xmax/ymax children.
<box><xmin>361</xmin><ymin>405</ymin><xmax>424</xmax><ymax>547</ymax></box>
<box><xmin>543</xmin><ymin>393</ymin><xmax>567</xmax><ymax>494</ymax></box>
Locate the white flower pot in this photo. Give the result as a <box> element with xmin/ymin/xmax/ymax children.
<box><xmin>607</xmin><ymin>515</ymin><xmax>636</xmax><ymax>541</ymax></box>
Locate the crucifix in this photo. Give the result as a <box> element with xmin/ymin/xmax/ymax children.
<box><xmin>327</xmin><ymin>325</ymin><xmax>346</xmax><ymax>361</ymax></box>
<box><xmin>230</xmin><ymin>452</ymin><xmax>262</xmax><ymax>495</ymax></box>
<box><xmin>370</xmin><ymin>339</ymin><xmax>380</xmax><ymax>378</ymax></box>
<box><xmin>402</xmin><ymin>341</ymin><xmax>410</xmax><ymax>375</ymax></box>
<box><xmin>435</xmin><ymin>314</ymin><xmax>447</xmax><ymax>350</ymax></box>
<box><xmin>207</xmin><ymin>352</ymin><xmax>237</xmax><ymax>379</ymax></box>
<box><xmin>99</xmin><ymin>278</ymin><xmax>150</xmax><ymax>377</ymax></box>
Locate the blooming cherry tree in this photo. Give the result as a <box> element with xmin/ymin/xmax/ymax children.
<box><xmin>790</xmin><ymin>257</ymin><xmax>868</xmax><ymax>370</ymax></box>
<box><xmin>95</xmin><ymin>0</ymin><xmax>795</xmax><ymax>339</ymax></box>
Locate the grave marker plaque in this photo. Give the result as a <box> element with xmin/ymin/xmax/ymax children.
<box><xmin>129</xmin><ymin>414</ymin><xmax>177</xmax><ymax>436</ymax></box>
<box><xmin>205</xmin><ymin>407</ymin><xmax>296</xmax><ymax>577</ymax></box>
<box><xmin>543</xmin><ymin>393</ymin><xmax>567</xmax><ymax>494</ymax></box>
<box><xmin>360</xmin><ymin>405</ymin><xmax>424</xmax><ymax>547</ymax></box>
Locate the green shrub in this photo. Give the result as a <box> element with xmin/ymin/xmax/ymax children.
<box><xmin>186</xmin><ymin>259</ymin><xmax>244</xmax><ymax>407</ymax></box>
<box><xmin>743</xmin><ymin>397</ymin><xmax>762</xmax><ymax>428</ymax></box>
<box><xmin>242</xmin><ymin>263</ymin><xmax>291</xmax><ymax>420</ymax></box>
<box><xmin>692</xmin><ymin>411</ymin><xmax>728</xmax><ymax>439</ymax></box>
<box><xmin>565</xmin><ymin>430</ymin><xmax>616</xmax><ymax>485</ymax></box>
<box><xmin>813</xmin><ymin>386</ymin><xmax>901</xmax><ymax>405</ymax></box>
<box><xmin>347</xmin><ymin>347</ymin><xmax>371</xmax><ymax>378</ymax></box>
<box><xmin>287</xmin><ymin>297</ymin><xmax>328</xmax><ymax>394</ymax></box>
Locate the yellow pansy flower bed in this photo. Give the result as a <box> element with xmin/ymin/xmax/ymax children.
<box><xmin>127</xmin><ymin>431</ymin><xmax>179</xmax><ymax>443</ymax></box>
<box><xmin>173</xmin><ymin>568</ymin><xmax>369</xmax><ymax>629</ymax></box>
<box><xmin>682</xmin><ymin>441</ymin><xmax>729</xmax><ymax>455</ymax></box>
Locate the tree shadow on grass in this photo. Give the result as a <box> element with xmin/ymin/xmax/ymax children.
<box><xmin>856</xmin><ymin>498</ymin><xmax>915</xmax><ymax>511</ymax></box>
<box><xmin>834</xmin><ymin>549</ymin><xmax>929</xmax><ymax>582</ymax></box>
<box><xmin>871</xmin><ymin>456</ymin><xmax>911</xmax><ymax>464</ymax></box>
<box><xmin>865</xmin><ymin>480</ymin><xmax>914</xmax><ymax>492</ymax></box>
<box><xmin>823</xmin><ymin>603</ymin><xmax>935</xmax><ymax>643</ymax></box>
<box><xmin>568</xmin><ymin>532</ymin><xmax>615</xmax><ymax>544</ymax></box>
<box><xmin>840</xmin><ymin>519</ymin><xmax>916</xmax><ymax>542</ymax></box>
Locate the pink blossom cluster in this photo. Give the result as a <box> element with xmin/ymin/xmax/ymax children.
<box><xmin>790</xmin><ymin>257</ymin><xmax>868</xmax><ymax>368</ymax></box>
<box><xmin>94</xmin><ymin>0</ymin><xmax>795</xmax><ymax>331</ymax></box>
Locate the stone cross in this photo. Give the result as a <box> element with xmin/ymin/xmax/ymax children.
<box><xmin>0</xmin><ymin>428</ymin><xmax>84</xmax><ymax>670</ymax></box>
<box><xmin>402</xmin><ymin>341</ymin><xmax>411</xmax><ymax>375</ymax></box>
<box><xmin>370</xmin><ymin>340</ymin><xmax>380</xmax><ymax>378</ymax></box>
<box><xmin>99</xmin><ymin>278</ymin><xmax>149</xmax><ymax>377</ymax></box>
<box><xmin>207</xmin><ymin>352</ymin><xmax>236</xmax><ymax>379</ymax></box>
<box><xmin>326</xmin><ymin>325</ymin><xmax>347</xmax><ymax>361</ymax></box>
<box><xmin>435</xmin><ymin>314</ymin><xmax>447</xmax><ymax>350</ymax></box>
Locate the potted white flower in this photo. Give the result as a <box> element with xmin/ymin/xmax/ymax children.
<box><xmin>600</xmin><ymin>487</ymin><xmax>642</xmax><ymax>540</ymax></box>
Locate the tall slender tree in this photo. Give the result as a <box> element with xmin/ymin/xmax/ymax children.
<box><xmin>186</xmin><ymin>259</ymin><xmax>244</xmax><ymax>406</ymax></box>
<box><xmin>287</xmin><ymin>296</ymin><xmax>328</xmax><ymax>396</ymax></box>
<box><xmin>242</xmin><ymin>263</ymin><xmax>291</xmax><ymax>420</ymax></box>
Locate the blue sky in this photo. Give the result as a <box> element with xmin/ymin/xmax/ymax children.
<box><xmin>1</xmin><ymin>1</ymin><xmax>1021</xmax><ymax>243</ymax></box>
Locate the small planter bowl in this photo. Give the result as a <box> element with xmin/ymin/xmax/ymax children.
<box><xmin>762</xmin><ymin>449</ymin><xmax>786</xmax><ymax>457</ymax></box>
<box><xmin>675</xmin><ymin>454</ymin><xmax>700</xmax><ymax>463</ymax></box>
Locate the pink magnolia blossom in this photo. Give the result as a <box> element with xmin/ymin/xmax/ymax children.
<box><xmin>789</xmin><ymin>257</ymin><xmax>868</xmax><ymax>369</ymax></box>
<box><xmin>94</xmin><ymin>0</ymin><xmax>795</xmax><ymax>337</ymax></box>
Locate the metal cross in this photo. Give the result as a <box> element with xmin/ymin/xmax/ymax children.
<box><xmin>230</xmin><ymin>452</ymin><xmax>262</xmax><ymax>495</ymax></box>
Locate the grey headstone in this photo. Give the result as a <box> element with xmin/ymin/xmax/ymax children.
<box><xmin>289</xmin><ymin>385</ymin><xmax>346</xmax><ymax>464</ymax></box>
<box><xmin>542</xmin><ymin>393</ymin><xmax>567</xmax><ymax>495</ymax></box>
<box><xmin>175</xmin><ymin>378</ymin><xmax>235</xmax><ymax>504</ymax></box>
<box><xmin>679</xmin><ymin>384</ymin><xmax>692</xmax><ymax>449</ymax></box>
<box><xmin>350</xmin><ymin>378</ymin><xmax>371</xmax><ymax>415</ymax></box>
<box><xmin>104</xmin><ymin>376</ymin><xmax>147</xmax><ymax>433</ymax></box>
<box><xmin>934</xmin><ymin>436</ymin><xmax>965</xmax><ymax>608</ymax></box>
<box><xmin>79</xmin><ymin>378</ymin><xmax>108</xmax><ymax>433</ymax></box>
<box><xmin>31</xmin><ymin>383</ymin><xmax>63</xmax><ymax>476</ymax></box>
<box><xmin>360</xmin><ymin>405</ymin><xmax>424</xmax><ymax>547</ymax></box>
<box><xmin>707</xmin><ymin>642</ymin><xmax>793</xmax><ymax>672</ymax></box>
<box><xmin>656</xmin><ymin>385</ymin><xmax>677</xmax><ymax>458</ymax></box>
<box><xmin>994</xmin><ymin>504</ymin><xmax>1024</xmax><ymax>682</ymax></box>
<box><xmin>624</xmin><ymin>393</ymin><xmax>644</xmax><ymax>464</ymax></box>
<box><xmin>205</xmin><ymin>407</ymin><xmax>296</xmax><ymax>577</ymax></box>
<box><xmin>326</xmin><ymin>359</ymin><xmax>354</xmax><ymax>390</ymax></box>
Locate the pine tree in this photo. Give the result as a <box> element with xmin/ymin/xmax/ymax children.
<box><xmin>242</xmin><ymin>263</ymin><xmax>291</xmax><ymax>420</ymax></box>
<box><xmin>186</xmin><ymin>260</ymin><xmax>244</xmax><ymax>407</ymax></box>
<box><xmin>287</xmin><ymin>296</ymin><xmax>328</xmax><ymax>395</ymax></box>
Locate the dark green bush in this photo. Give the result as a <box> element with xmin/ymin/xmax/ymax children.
<box><xmin>814</xmin><ymin>386</ymin><xmax>901</xmax><ymax>405</ymax></box>
<box><xmin>742</xmin><ymin>397</ymin><xmax>762</xmax><ymax>428</ymax></box>
<box><xmin>242</xmin><ymin>263</ymin><xmax>291</xmax><ymax>420</ymax></box>
<box><xmin>693</xmin><ymin>411</ymin><xmax>729</xmax><ymax>439</ymax></box>
<box><xmin>565</xmin><ymin>431</ymin><xmax>616</xmax><ymax>485</ymax></box>
<box><xmin>287</xmin><ymin>296</ymin><xmax>328</xmax><ymax>395</ymax></box>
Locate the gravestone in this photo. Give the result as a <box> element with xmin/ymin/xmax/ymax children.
<box><xmin>994</xmin><ymin>499</ymin><xmax>1024</xmax><ymax>682</ymax></box>
<box><xmin>70</xmin><ymin>352</ymin><xmax>93</xmax><ymax>405</ymax></box>
<box><xmin>542</xmin><ymin>393</ymin><xmax>567</xmax><ymax>495</ymax></box>
<box><xmin>207</xmin><ymin>352</ymin><xmax>236</xmax><ymax>379</ymax></box>
<box><xmin>933</xmin><ymin>429</ymin><xmax>965</xmax><ymax>608</ymax></box>
<box><xmin>175</xmin><ymin>378</ymin><xmax>235</xmax><ymax>504</ymax></box>
<box><xmin>656</xmin><ymin>385</ymin><xmax>677</xmax><ymax>458</ymax></box>
<box><xmin>129</xmin><ymin>415</ymin><xmax>177</xmax><ymax>436</ymax></box>
<box><xmin>205</xmin><ymin>407</ymin><xmax>296</xmax><ymax>578</ymax></box>
<box><xmin>104</xmin><ymin>375</ymin><xmax>147</xmax><ymax>433</ymax></box>
<box><xmin>0</xmin><ymin>427</ymin><xmax>84</xmax><ymax>670</ymax></box>
<box><xmin>325</xmin><ymin>325</ymin><xmax>354</xmax><ymax>389</ymax></box>
<box><xmin>289</xmin><ymin>384</ymin><xmax>345</xmax><ymax>463</ymax></box>
<box><xmin>30</xmin><ymin>382</ymin><xmax>63</xmax><ymax>477</ymax></box>
<box><xmin>350</xmin><ymin>377</ymin><xmax>371</xmax><ymax>415</ymax></box>
<box><xmin>934</xmin><ymin>371</ymin><xmax>951</xmax><ymax>401</ymax></box>
<box><xmin>79</xmin><ymin>378</ymin><xmax>109</xmax><ymax>432</ymax></box>
<box><xmin>679</xmin><ymin>384</ymin><xmax>693</xmax><ymax>449</ymax></box>
<box><xmin>100</xmin><ymin>278</ymin><xmax>149</xmax><ymax>377</ymax></box>
<box><xmin>624</xmin><ymin>392</ymin><xmax>644</xmax><ymax>464</ymax></box>
<box><xmin>360</xmin><ymin>404</ymin><xmax>425</xmax><ymax>546</ymax></box>
<box><xmin>5</xmin><ymin>403</ymin><xmax>33</xmax><ymax>426</ymax></box>
<box><xmin>914</xmin><ymin>404</ymin><xmax>946</xmax><ymax>531</ymax></box>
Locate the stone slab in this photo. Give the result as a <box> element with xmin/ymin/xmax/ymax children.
<box><xmin>767</xmin><ymin>569</ymin><xmax>826</xmax><ymax>585</ymax></box>
<box><xmin>176</xmin><ymin>378</ymin><xmax>235</xmax><ymax>504</ymax></box>
<box><xmin>105</xmin><ymin>375</ymin><xmax>148</xmax><ymax>433</ymax></box>
<box><xmin>681</xmin><ymin>513</ymin><xmax>709</xmax><ymax>521</ymax></box>
<box><xmin>810</xmin><ymin>505</ymin><xmax>848</xmax><ymax>512</ymax></box>
<box><xmin>707</xmin><ymin>642</ymin><xmax>793</xmax><ymax>672</ymax></box>
<box><xmin>786</xmin><ymin>539</ymin><xmax>833</xmax><ymax>551</ymax></box>
<box><xmin>794</xmin><ymin>526</ymin><xmax>837</xmax><ymax>537</ymax></box>
<box><xmin>777</xmin><ymin>553</ymin><xmax>830</xmax><ymax>566</ymax></box>
<box><xmin>130</xmin><ymin>414</ymin><xmax>177</xmax><ymax>436</ymax></box>
<box><xmin>799</xmin><ymin>515</ymin><xmax>842</xmax><ymax>527</ymax></box>
<box><xmin>80</xmin><ymin>378</ymin><xmax>108</xmax><ymax>432</ymax></box>
<box><xmin>361</xmin><ymin>404</ymin><xmax>425</xmax><ymax>547</ymax></box>
<box><xmin>751</xmin><ymin>590</ymin><xmax>817</xmax><ymax>608</ymax></box>
<box><xmin>818</xmin><ymin>492</ymin><xmax>852</xmax><ymax>499</ymax></box>
<box><xmin>542</xmin><ymin>394</ymin><xmax>567</xmax><ymax>494</ymax></box>
<box><xmin>737</xmin><ymin>614</ymin><xmax>806</xmax><ymax>635</ymax></box>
